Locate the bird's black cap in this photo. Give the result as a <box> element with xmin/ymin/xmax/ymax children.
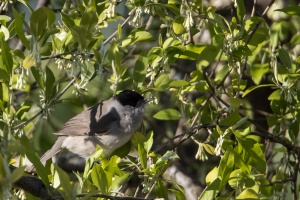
<box><xmin>116</xmin><ymin>90</ymin><xmax>144</xmax><ymax>107</ymax></box>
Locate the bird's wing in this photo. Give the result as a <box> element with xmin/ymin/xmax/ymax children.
<box><xmin>55</xmin><ymin>100</ymin><xmax>120</xmax><ymax>136</ymax></box>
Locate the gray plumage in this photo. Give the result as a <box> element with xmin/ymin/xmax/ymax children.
<box><xmin>38</xmin><ymin>90</ymin><xmax>150</xmax><ymax>167</ymax></box>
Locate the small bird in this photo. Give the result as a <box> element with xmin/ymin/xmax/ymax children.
<box><xmin>38</xmin><ymin>90</ymin><xmax>152</xmax><ymax>166</ymax></box>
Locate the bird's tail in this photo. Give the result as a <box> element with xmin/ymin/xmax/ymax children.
<box><xmin>28</xmin><ymin>136</ymin><xmax>66</xmax><ymax>172</ymax></box>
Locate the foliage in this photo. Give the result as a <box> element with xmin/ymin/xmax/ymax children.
<box><xmin>0</xmin><ymin>0</ymin><xmax>300</xmax><ymax>199</ymax></box>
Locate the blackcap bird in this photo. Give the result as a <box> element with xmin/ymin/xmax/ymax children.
<box><xmin>37</xmin><ymin>90</ymin><xmax>152</xmax><ymax>166</ymax></box>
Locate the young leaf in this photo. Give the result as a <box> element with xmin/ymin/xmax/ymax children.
<box><xmin>169</xmin><ymin>80</ymin><xmax>189</xmax><ymax>88</ymax></box>
<box><xmin>0</xmin><ymin>36</ymin><xmax>13</xmax><ymax>75</ymax></box>
<box><xmin>172</xmin><ymin>16</ymin><xmax>186</xmax><ymax>35</ymax></box>
<box><xmin>154</xmin><ymin>74</ymin><xmax>170</xmax><ymax>90</ymax></box>
<box><xmin>138</xmin><ymin>144</ymin><xmax>147</xmax><ymax>169</ymax></box>
<box><xmin>242</xmin><ymin>84</ymin><xmax>275</xmax><ymax>97</ymax></box>
<box><xmin>45</xmin><ymin>66</ymin><xmax>56</xmax><ymax>102</ymax></box>
<box><xmin>23</xmin><ymin>55</ymin><xmax>35</xmax><ymax>69</ymax></box>
<box><xmin>235</xmin><ymin>0</ymin><xmax>246</xmax><ymax>22</ymax></box>
<box><xmin>250</xmin><ymin>63</ymin><xmax>269</xmax><ymax>84</ymax></box>
<box><xmin>91</xmin><ymin>164</ymin><xmax>109</xmax><ymax>194</ymax></box>
<box><xmin>121</xmin><ymin>31</ymin><xmax>154</xmax><ymax>47</ymax></box>
<box><xmin>153</xmin><ymin>109</ymin><xmax>181</xmax><ymax>120</ymax></box>
<box><xmin>12</xmin><ymin>8</ymin><xmax>30</xmax><ymax>50</ymax></box>
<box><xmin>218</xmin><ymin>147</ymin><xmax>234</xmax><ymax>188</ymax></box>
<box><xmin>236</xmin><ymin>188</ymin><xmax>259</xmax><ymax>199</ymax></box>
<box><xmin>144</xmin><ymin>131</ymin><xmax>154</xmax><ymax>153</ymax></box>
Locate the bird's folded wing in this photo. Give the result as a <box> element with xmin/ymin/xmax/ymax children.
<box><xmin>54</xmin><ymin>102</ymin><xmax>120</xmax><ymax>136</ymax></box>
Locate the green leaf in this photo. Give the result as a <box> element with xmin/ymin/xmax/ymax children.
<box><xmin>155</xmin><ymin>180</ymin><xmax>168</xmax><ymax>199</ymax></box>
<box><xmin>20</xmin><ymin>135</ymin><xmax>50</xmax><ymax>188</ymax></box>
<box><xmin>138</xmin><ymin>144</ymin><xmax>147</xmax><ymax>169</ymax></box>
<box><xmin>157</xmin><ymin>151</ymin><xmax>178</xmax><ymax>163</ymax></box>
<box><xmin>276</xmin><ymin>6</ymin><xmax>300</xmax><ymax>16</ymax></box>
<box><xmin>144</xmin><ymin>131</ymin><xmax>154</xmax><ymax>153</ymax></box>
<box><xmin>233</xmin><ymin>147</ymin><xmax>251</xmax><ymax>173</ymax></box>
<box><xmin>131</xmin><ymin>132</ymin><xmax>146</xmax><ymax>149</ymax></box>
<box><xmin>268</xmin><ymin>89</ymin><xmax>280</xmax><ymax>100</ymax></box>
<box><xmin>104</xmin><ymin>156</ymin><xmax>123</xmax><ymax>177</ymax></box>
<box><xmin>31</xmin><ymin>67</ymin><xmax>44</xmax><ymax>90</ymax></box>
<box><xmin>15</xmin><ymin>101</ymin><xmax>31</xmax><ymax>120</ymax></box>
<box><xmin>133</xmin><ymin>52</ymin><xmax>148</xmax><ymax>90</ymax></box>
<box><xmin>91</xmin><ymin>164</ymin><xmax>109</xmax><ymax>194</ymax></box>
<box><xmin>242</xmin><ymin>84</ymin><xmax>275</xmax><ymax>97</ymax></box>
<box><xmin>30</xmin><ymin>7</ymin><xmax>55</xmax><ymax>39</ymax></box>
<box><xmin>0</xmin><ymin>36</ymin><xmax>13</xmax><ymax>75</ymax></box>
<box><xmin>0</xmin><ymin>68</ymin><xmax>9</xmax><ymax>82</ymax></box>
<box><xmin>153</xmin><ymin>109</ymin><xmax>181</xmax><ymax>120</ymax></box>
<box><xmin>236</xmin><ymin>188</ymin><xmax>259</xmax><ymax>199</ymax></box>
<box><xmin>219</xmin><ymin>109</ymin><xmax>240</xmax><ymax>126</ymax></box>
<box><xmin>236</xmin><ymin>137</ymin><xmax>266</xmax><ymax>173</ymax></box>
<box><xmin>245</xmin><ymin>17</ymin><xmax>264</xmax><ymax>33</ymax></box>
<box><xmin>169</xmin><ymin>80</ymin><xmax>189</xmax><ymax>88</ymax></box>
<box><xmin>80</xmin><ymin>11</ymin><xmax>98</xmax><ymax>36</ymax></box>
<box><xmin>111</xmin><ymin>141</ymin><xmax>131</xmax><ymax>158</ymax></box>
<box><xmin>218</xmin><ymin>147</ymin><xmax>234</xmax><ymax>188</ymax></box>
<box><xmin>247</xmin><ymin>26</ymin><xmax>269</xmax><ymax>46</ymax></box>
<box><xmin>196</xmin><ymin>45</ymin><xmax>219</xmax><ymax>68</ymax></box>
<box><xmin>12</xmin><ymin>8</ymin><xmax>30</xmax><ymax>50</ymax></box>
<box><xmin>278</xmin><ymin>48</ymin><xmax>292</xmax><ymax>70</ymax></box>
<box><xmin>199</xmin><ymin>178</ymin><xmax>221</xmax><ymax>200</ymax></box>
<box><xmin>206</xmin><ymin>167</ymin><xmax>218</xmax><ymax>184</ymax></box>
<box><xmin>236</xmin><ymin>0</ymin><xmax>246</xmax><ymax>22</ymax></box>
<box><xmin>0</xmin><ymin>25</ymin><xmax>9</xmax><ymax>40</ymax></box>
<box><xmin>45</xmin><ymin>66</ymin><xmax>56</xmax><ymax>102</ymax></box>
<box><xmin>154</xmin><ymin>74</ymin><xmax>170</xmax><ymax>90</ymax></box>
<box><xmin>168</xmin><ymin>188</ymin><xmax>185</xmax><ymax>200</ymax></box>
<box><xmin>229</xmin><ymin>97</ymin><xmax>242</xmax><ymax>107</ymax></box>
<box><xmin>178</xmin><ymin>44</ymin><xmax>205</xmax><ymax>60</ymax></box>
<box><xmin>172</xmin><ymin>16</ymin><xmax>186</xmax><ymax>35</ymax></box>
<box><xmin>122</xmin><ymin>31</ymin><xmax>154</xmax><ymax>47</ymax></box>
<box><xmin>11</xmin><ymin>166</ymin><xmax>26</xmax><ymax>183</ymax></box>
<box><xmin>53</xmin><ymin>165</ymin><xmax>74</xmax><ymax>199</ymax></box>
<box><xmin>202</xmin><ymin>143</ymin><xmax>215</xmax><ymax>155</ymax></box>
<box><xmin>228</xmin><ymin>169</ymin><xmax>242</xmax><ymax>189</ymax></box>
<box><xmin>23</xmin><ymin>55</ymin><xmax>35</xmax><ymax>69</ymax></box>
<box><xmin>250</xmin><ymin>63</ymin><xmax>269</xmax><ymax>84</ymax></box>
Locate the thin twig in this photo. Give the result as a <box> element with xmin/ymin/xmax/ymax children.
<box><xmin>11</xmin><ymin>110</ymin><xmax>43</xmax><ymax>130</ymax></box>
<box><xmin>251</xmin><ymin>0</ymin><xmax>257</xmax><ymax>17</ymax></box>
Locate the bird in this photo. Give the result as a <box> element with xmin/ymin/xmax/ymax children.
<box><xmin>37</xmin><ymin>90</ymin><xmax>152</xmax><ymax>167</ymax></box>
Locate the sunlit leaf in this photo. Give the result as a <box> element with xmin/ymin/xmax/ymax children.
<box><xmin>172</xmin><ymin>16</ymin><xmax>185</xmax><ymax>35</ymax></box>
<box><xmin>122</xmin><ymin>31</ymin><xmax>154</xmax><ymax>47</ymax></box>
<box><xmin>236</xmin><ymin>188</ymin><xmax>258</xmax><ymax>199</ymax></box>
<box><xmin>153</xmin><ymin>109</ymin><xmax>181</xmax><ymax>120</ymax></box>
<box><xmin>242</xmin><ymin>84</ymin><xmax>275</xmax><ymax>97</ymax></box>
<box><xmin>23</xmin><ymin>55</ymin><xmax>35</xmax><ymax>69</ymax></box>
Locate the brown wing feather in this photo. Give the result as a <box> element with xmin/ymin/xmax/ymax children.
<box><xmin>55</xmin><ymin>99</ymin><xmax>120</xmax><ymax>136</ymax></box>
